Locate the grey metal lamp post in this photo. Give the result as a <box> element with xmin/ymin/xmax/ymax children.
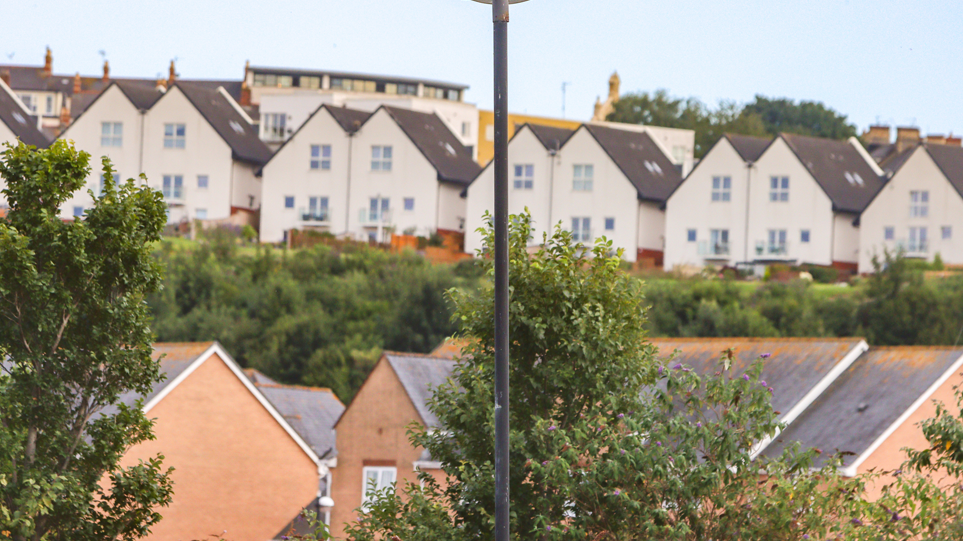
<box><xmin>468</xmin><ymin>1</ymin><xmax>528</xmax><ymax>540</ymax></box>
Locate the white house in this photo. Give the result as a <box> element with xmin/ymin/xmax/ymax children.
<box><xmin>259</xmin><ymin>104</ymin><xmax>479</xmax><ymax>243</ymax></box>
<box><xmin>465</xmin><ymin>122</ymin><xmax>683</xmax><ymax>263</ymax></box>
<box><xmin>664</xmin><ymin>134</ymin><xmax>771</xmax><ymax>270</ymax></box>
<box><xmin>858</xmin><ymin>144</ymin><xmax>963</xmax><ymax>272</ymax></box>
<box><xmin>0</xmin><ymin>77</ymin><xmax>49</xmax><ymax>151</ymax></box>
<box><xmin>58</xmin><ymin>81</ymin><xmax>272</xmax><ymax>223</ymax></box>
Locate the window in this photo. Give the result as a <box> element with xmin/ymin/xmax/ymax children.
<box><xmin>461</xmin><ymin>122</ymin><xmax>470</xmax><ymax>137</ymax></box>
<box><xmin>368</xmin><ymin>197</ymin><xmax>390</xmax><ymax>222</ymax></box>
<box><xmin>909</xmin><ymin>227</ymin><xmax>928</xmax><ymax>253</ymax></box>
<box><xmin>197</xmin><ymin>175</ymin><xmax>209</xmax><ymax>189</ymax></box>
<box><xmin>943</xmin><ymin>226</ymin><xmax>952</xmax><ymax>240</ymax></box>
<box><xmin>196</xmin><ymin>208</ymin><xmax>208</xmax><ymax>220</ymax></box>
<box><xmin>769</xmin><ymin>176</ymin><xmax>789</xmax><ymax>202</ymax></box>
<box><xmin>278</xmin><ymin>75</ymin><xmax>294</xmax><ymax>88</ymax></box>
<box><xmin>12</xmin><ymin>112</ymin><xmax>26</xmax><ymax>125</ymax></box>
<box><xmin>644</xmin><ymin>160</ymin><xmax>664</xmax><ymax>175</ymax></box>
<box><xmin>45</xmin><ymin>95</ymin><xmax>53</xmax><ymax>115</ymax></box>
<box><xmin>884</xmin><ymin>226</ymin><xmax>895</xmax><ymax>241</ymax></box>
<box><xmin>361</xmin><ymin>467</ymin><xmax>397</xmax><ymax>508</ymax></box>
<box><xmin>672</xmin><ymin>146</ymin><xmax>686</xmax><ymax>164</ymax></box>
<box><xmin>229</xmin><ymin>120</ymin><xmax>246</xmax><ymax>134</ymax></box>
<box><xmin>910</xmin><ymin>191</ymin><xmax>929</xmax><ymax>218</ymax></box>
<box><xmin>162</xmin><ymin>175</ymin><xmax>183</xmax><ymax>199</ymax></box>
<box><xmin>605</xmin><ymin>217</ymin><xmax>615</xmax><ymax>231</ymax></box>
<box><xmin>284</xmin><ymin>196</ymin><xmax>295</xmax><ymax>209</ymax></box>
<box><xmin>261</xmin><ymin>113</ymin><xmax>287</xmax><ymax>142</ymax></box>
<box><xmin>311</xmin><ymin>145</ymin><xmax>332</xmax><ymax>170</ymax></box>
<box><xmin>300</xmin><ymin>76</ymin><xmax>321</xmax><ymax>89</ymax></box>
<box><xmin>73</xmin><ymin>206</ymin><xmax>84</xmax><ymax>218</ymax></box>
<box><xmin>513</xmin><ymin>164</ymin><xmax>534</xmax><ymax>190</ymax></box>
<box><xmin>404</xmin><ymin>198</ymin><xmax>415</xmax><ymax>211</ymax></box>
<box><xmin>710</xmin><ymin>229</ymin><xmax>729</xmax><ymax>255</ymax></box>
<box><xmin>800</xmin><ymin>229</ymin><xmax>811</xmax><ymax>243</ymax></box>
<box><xmin>101</xmin><ymin>122</ymin><xmax>122</xmax><ymax>147</ymax></box>
<box><xmin>573</xmin><ymin>164</ymin><xmax>593</xmax><ymax>191</ymax></box>
<box><xmin>711</xmin><ymin>176</ymin><xmax>731</xmax><ymax>202</ymax></box>
<box><xmin>305</xmin><ymin>197</ymin><xmax>329</xmax><ymax>222</ymax></box>
<box><xmin>163</xmin><ymin>124</ymin><xmax>186</xmax><ymax>149</ymax></box>
<box><xmin>372</xmin><ymin>146</ymin><xmax>392</xmax><ymax>171</ymax></box>
<box><xmin>767</xmin><ymin>229</ymin><xmax>787</xmax><ymax>254</ymax></box>
<box><xmin>571</xmin><ymin>217</ymin><xmax>591</xmax><ymax>242</ymax></box>
<box><xmin>687</xmin><ymin>229</ymin><xmax>696</xmax><ymax>242</ymax></box>
<box><xmin>18</xmin><ymin>94</ymin><xmax>34</xmax><ymax>112</ymax></box>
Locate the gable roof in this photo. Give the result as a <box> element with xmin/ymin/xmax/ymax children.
<box><xmin>526</xmin><ymin>123</ymin><xmax>576</xmax><ymax>151</ymax></box>
<box><xmin>725</xmin><ymin>133</ymin><xmax>773</xmax><ymax>163</ymax></box>
<box><xmin>0</xmin><ymin>81</ymin><xmax>49</xmax><ymax>147</ymax></box>
<box><xmin>582</xmin><ymin>123</ymin><xmax>683</xmax><ymax>203</ymax></box>
<box><xmin>378</xmin><ymin>105</ymin><xmax>481</xmax><ymax>186</ymax></box>
<box><xmin>649</xmin><ymin>337</ymin><xmax>867</xmax><ymax>427</ymax></box>
<box><xmin>258</xmin><ymin>104</ymin><xmax>371</xmax><ymax>175</ymax></box>
<box><xmin>780</xmin><ymin>133</ymin><xmax>885</xmax><ymax>213</ymax></box>
<box><xmin>762</xmin><ymin>346</ymin><xmax>963</xmax><ymax>472</ymax></box>
<box><xmin>173</xmin><ymin>82</ymin><xmax>273</xmax><ymax>165</ymax></box>
<box><xmin>384</xmin><ymin>352</ymin><xmax>456</xmax><ymax>428</ymax></box>
<box><xmin>61</xmin><ymin>81</ymin><xmax>165</xmax><ymax>136</ymax></box>
<box><xmin>923</xmin><ymin>143</ymin><xmax>963</xmax><ymax>199</ymax></box>
<box><xmin>250</xmin><ymin>377</ymin><xmax>345</xmax><ymax>459</ymax></box>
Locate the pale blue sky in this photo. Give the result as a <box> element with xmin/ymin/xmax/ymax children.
<box><xmin>8</xmin><ymin>0</ymin><xmax>963</xmax><ymax>135</ymax></box>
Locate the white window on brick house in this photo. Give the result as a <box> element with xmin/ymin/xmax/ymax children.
<box><xmin>361</xmin><ymin>466</ymin><xmax>397</xmax><ymax>508</ymax></box>
<box><xmin>711</xmin><ymin>176</ymin><xmax>731</xmax><ymax>202</ymax></box>
<box><xmin>910</xmin><ymin>191</ymin><xmax>929</xmax><ymax>218</ymax></box>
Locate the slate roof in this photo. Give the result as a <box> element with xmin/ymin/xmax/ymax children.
<box><xmin>0</xmin><ymin>85</ymin><xmax>49</xmax><ymax>147</ymax></box>
<box><xmin>525</xmin><ymin>123</ymin><xmax>575</xmax><ymax>151</ymax></box>
<box><xmin>923</xmin><ymin>143</ymin><xmax>963</xmax><ymax>198</ymax></box>
<box><xmin>780</xmin><ymin>133</ymin><xmax>885</xmax><ymax>213</ymax></box>
<box><xmin>648</xmin><ymin>337</ymin><xmax>866</xmax><ymax>422</ymax></box>
<box><xmin>763</xmin><ymin>347</ymin><xmax>963</xmax><ymax>468</ymax></box>
<box><xmin>381</xmin><ymin>105</ymin><xmax>481</xmax><ymax>186</ymax></box>
<box><xmin>879</xmin><ymin>146</ymin><xmax>914</xmax><ymax>177</ymax></box>
<box><xmin>384</xmin><ymin>352</ymin><xmax>456</xmax><ymax>428</ymax></box>
<box><xmin>725</xmin><ymin>133</ymin><xmax>772</xmax><ymax>163</ymax></box>
<box><xmin>251</xmin><ymin>378</ymin><xmax>345</xmax><ymax>458</ymax></box>
<box><xmin>174</xmin><ymin>82</ymin><xmax>273</xmax><ymax>165</ymax></box>
<box><xmin>582</xmin><ymin>124</ymin><xmax>683</xmax><ymax>203</ymax></box>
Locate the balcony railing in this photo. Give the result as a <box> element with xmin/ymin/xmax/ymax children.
<box><xmin>755</xmin><ymin>241</ymin><xmax>791</xmax><ymax>258</ymax></box>
<box><xmin>359</xmin><ymin>208</ymin><xmax>392</xmax><ymax>225</ymax></box>
<box><xmin>897</xmin><ymin>239</ymin><xmax>929</xmax><ymax>256</ymax></box>
<box><xmin>299</xmin><ymin>208</ymin><xmax>330</xmax><ymax>224</ymax></box>
<box><xmin>698</xmin><ymin>241</ymin><xmax>730</xmax><ymax>257</ymax></box>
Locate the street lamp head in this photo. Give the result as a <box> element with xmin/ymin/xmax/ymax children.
<box><xmin>469</xmin><ymin>0</ymin><xmax>529</xmax><ymax>3</ymax></box>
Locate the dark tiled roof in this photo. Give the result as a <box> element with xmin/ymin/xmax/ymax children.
<box><xmin>725</xmin><ymin>133</ymin><xmax>772</xmax><ymax>163</ymax></box>
<box><xmin>385</xmin><ymin>352</ymin><xmax>456</xmax><ymax>428</ymax></box>
<box><xmin>114</xmin><ymin>81</ymin><xmax>165</xmax><ymax>111</ymax></box>
<box><xmin>69</xmin><ymin>92</ymin><xmax>99</xmax><ymax>118</ymax></box>
<box><xmin>879</xmin><ymin>146</ymin><xmax>914</xmax><ymax>177</ymax></box>
<box><xmin>923</xmin><ymin>143</ymin><xmax>963</xmax><ymax>199</ymax></box>
<box><xmin>583</xmin><ymin>124</ymin><xmax>683</xmax><ymax>203</ymax></box>
<box><xmin>252</xmin><ymin>379</ymin><xmax>345</xmax><ymax>458</ymax></box>
<box><xmin>649</xmin><ymin>337</ymin><xmax>866</xmax><ymax>422</ymax></box>
<box><xmin>763</xmin><ymin>347</ymin><xmax>963</xmax><ymax>468</ymax></box>
<box><xmin>0</xmin><ymin>87</ymin><xmax>49</xmax><ymax>147</ymax></box>
<box><xmin>325</xmin><ymin>105</ymin><xmax>371</xmax><ymax>133</ymax></box>
<box><xmin>526</xmin><ymin>123</ymin><xmax>575</xmax><ymax>151</ymax></box>
<box><xmin>381</xmin><ymin>106</ymin><xmax>481</xmax><ymax>186</ymax></box>
<box><xmin>0</xmin><ymin>65</ymin><xmax>77</xmax><ymax>93</ymax></box>
<box><xmin>174</xmin><ymin>82</ymin><xmax>273</xmax><ymax>165</ymax></box>
<box><xmin>781</xmin><ymin>133</ymin><xmax>885</xmax><ymax>213</ymax></box>
<box><xmin>250</xmin><ymin>65</ymin><xmax>468</xmax><ymax>91</ymax></box>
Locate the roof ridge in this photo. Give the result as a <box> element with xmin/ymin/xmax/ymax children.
<box><xmin>255</xmin><ymin>382</ymin><xmax>338</xmax><ymax>393</ymax></box>
<box><xmin>650</xmin><ymin>337</ymin><xmax>865</xmax><ymax>343</ymax></box>
<box><xmin>383</xmin><ymin>350</ymin><xmax>457</xmax><ymax>360</ymax></box>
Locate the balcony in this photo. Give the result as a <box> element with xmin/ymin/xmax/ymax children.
<box><xmin>698</xmin><ymin>241</ymin><xmax>730</xmax><ymax>259</ymax></box>
<box><xmin>754</xmin><ymin>241</ymin><xmax>792</xmax><ymax>260</ymax></box>
<box><xmin>897</xmin><ymin>239</ymin><xmax>928</xmax><ymax>257</ymax></box>
<box><xmin>299</xmin><ymin>208</ymin><xmax>330</xmax><ymax>224</ymax></box>
<box><xmin>359</xmin><ymin>208</ymin><xmax>392</xmax><ymax>226</ymax></box>
<box><xmin>162</xmin><ymin>188</ymin><xmax>184</xmax><ymax>206</ymax></box>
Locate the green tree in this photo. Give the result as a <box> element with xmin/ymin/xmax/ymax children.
<box><xmin>0</xmin><ymin>141</ymin><xmax>173</xmax><ymax>541</ymax></box>
<box><xmin>743</xmin><ymin>95</ymin><xmax>857</xmax><ymax>140</ymax></box>
<box><xmin>346</xmin><ymin>213</ymin><xmax>868</xmax><ymax>540</ymax></box>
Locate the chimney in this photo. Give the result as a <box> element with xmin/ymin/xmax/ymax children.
<box><xmin>0</xmin><ymin>70</ymin><xmax>10</xmax><ymax>87</ymax></box>
<box><xmin>862</xmin><ymin>125</ymin><xmax>890</xmax><ymax>146</ymax></box>
<box><xmin>102</xmin><ymin>60</ymin><xmax>110</xmax><ymax>82</ymax></box>
<box><xmin>155</xmin><ymin>79</ymin><xmax>167</xmax><ymax>93</ymax></box>
<box><xmin>895</xmin><ymin>126</ymin><xmax>920</xmax><ymax>153</ymax></box>
<box><xmin>168</xmin><ymin>60</ymin><xmax>176</xmax><ymax>86</ymax></box>
<box><xmin>43</xmin><ymin>47</ymin><xmax>52</xmax><ymax>77</ymax></box>
<box><xmin>59</xmin><ymin>105</ymin><xmax>71</xmax><ymax>128</ymax></box>
<box><xmin>925</xmin><ymin>134</ymin><xmax>946</xmax><ymax>146</ymax></box>
<box><xmin>947</xmin><ymin>134</ymin><xmax>962</xmax><ymax>147</ymax></box>
<box><xmin>239</xmin><ymin>81</ymin><xmax>251</xmax><ymax>106</ymax></box>
<box><xmin>73</xmin><ymin>72</ymin><xmax>81</xmax><ymax>95</ymax></box>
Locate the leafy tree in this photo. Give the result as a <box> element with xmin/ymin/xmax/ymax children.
<box><xmin>0</xmin><ymin>141</ymin><xmax>173</xmax><ymax>541</ymax></box>
<box><xmin>345</xmin><ymin>213</ymin><xmax>868</xmax><ymax>540</ymax></box>
<box><xmin>743</xmin><ymin>95</ymin><xmax>857</xmax><ymax>140</ymax></box>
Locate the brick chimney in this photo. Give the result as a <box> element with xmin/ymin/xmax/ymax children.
<box><xmin>862</xmin><ymin>125</ymin><xmax>890</xmax><ymax>146</ymax></box>
<box><xmin>43</xmin><ymin>47</ymin><xmax>52</xmax><ymax>77</ymax></box>
<box><xmin>60</xmin><ymin>105</ymin><xmax>71</xmax><ymax>128</ymax></box>
<box><xmin>895</xmin><ymin>126</ymin><xmax>920</xmax><ymax>153</ymax></box>
<box><xmin>240</xmin><ymin>81</ymin><xmax>251</xmax><ymax>106</ymax></box>
<box><xmin>947</xmin><ymin>134</ymin><xmax>962</xmax><ymax>147</ymax></box>
<box><xmin>0</xmin><ymin>70</ymin><xmax>10</xmax><ymax>87</ymax></box>
<box><xmin>155</xmin><ymin>79</ymin><xmax>167</xmax><ymax>93</ymax></box>
<box><xmin>73</xmin><ymin>72</ymin><xmax>81</xmax><ymax>95</ymax></box>
<box><xmin>168</xmin><ymin>60</ymin><xmax>176</xmax><ymax>86</ymax></box>
<box><xmin>925</xmin><ymin>134</ymin><xmax>946</xmax><ymax>146</ymax></box>
<box><xmin>102</xmin><ymin>60</ymin><xmax>110</xmax><ymax>82</ymax></box>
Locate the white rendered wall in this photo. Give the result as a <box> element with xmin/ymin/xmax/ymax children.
<box><xmin>858</xmin><ymin>148</ymin><xmax>963</xmax><ymax>272</ymax></box>
<box><xmin>0</xmin><ymin>121</ymin><xmax>17</xmax><ymax>206</ymax></box>
<box><xmin>437</xmin><ymin>182</ymin><xmax>466</xmax><ymax>233</ymax></box>
<box><xmin>637</xmin><ymin>200</ymin><xmax>665</xmax><ymax>254</ymax></box>
<box><xmin>259</xmin><ymin>108</ymin><xmax>352</xmax><ymax>243</ymax></box>
<box><xmin>232</xmin><ymin>161</ymin><xmax>262</xmax><ymax>210</ymax></box>
<box><xmin>832</xmin><ymin>212</ymin><xmax>860</xmax><ymax>265</ymax></box>
<box><xmin>663</xmin><ymin>138</ymin><xmax>750</xmax><ymax>270</ymax></box>
<box><xmin>749</xmin><ymin>137</ymin><xmax>835</xmax><ymax>266</ymax></box>
<box><xmin>465</xmin><ymin>128</ymin><xmax>557</xmax><ymax>254</ymax></box>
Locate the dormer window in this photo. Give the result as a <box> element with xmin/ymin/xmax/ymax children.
<box><xmin>229</xmin><ymin>120</ymin><xmax>245</xmax><ymax>134</ymax></box>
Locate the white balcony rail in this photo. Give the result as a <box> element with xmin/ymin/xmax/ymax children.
<box><xmin>299</xmin><ymin>208</ymin><xmax>330</xmax><ymax>224</ymax></box>
<box><xmin>698</xmin><ymin>240</ymin><xmax>730</xmax><ymax>257</ymax></box>
<box><xmin>755</xmin><ymin>241</ymin><xmax>791</xmax><ymax>257</ymax></box>
<box><xmin>359</xmin><ymin>208</ymin><xmax>392</xmax><ymax>225</ymax></box>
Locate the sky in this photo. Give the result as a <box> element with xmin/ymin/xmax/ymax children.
<box><xmin>7</xmin><ymin>0</ymin><xmax>963</xmax><ymax>136</ymax></box>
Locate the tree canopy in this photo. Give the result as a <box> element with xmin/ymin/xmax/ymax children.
<box><xmin>0</xmin><ymin>141</ymin><xmax>173</xmax><ymax>541</ymax></box>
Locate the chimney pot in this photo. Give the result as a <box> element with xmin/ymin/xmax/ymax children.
<box><xmin>946</xmin><ymin>135</ymin><xmax>962</xmax><ymax>147</ymax></box>
<box><xmin>239</xmin><ymin>81</ymin><xmax>251</xmax><ymax>106</ymax></box>
<box><xmin>925</xmin><ymin>134</ymin><xmax>947</xmax><ymax>146</ymax></box>
<box><xmin>43</xmin><ymin>47</ymin><xmax>52</xmax><ymax>77</ymax></box>
<box><xmin>168</xmin><ymin>60</ymin><xmax>176</xmax><ymax>85</ymax></box>
<box><xmin>72</xmin><ymin>72</ymin><xmax>81</xmax><ymax>95</ymax></box>
<box><xmin>102</xmin><ymin>60</ymin><xmax>110</xmax><ymax>82</ymax></box>
<box><xmin>59</xmin><ymin>104</ymin><xmax>71</xmax><ymax>128</ymax></box>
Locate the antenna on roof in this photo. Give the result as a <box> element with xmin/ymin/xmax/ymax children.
<box><xmin>561</xmin><ymin>82</ymin><xmax>571</xmax><ymax>119</ymax></box>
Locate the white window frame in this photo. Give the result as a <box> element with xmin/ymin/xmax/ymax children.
<box><xmin>769</xmin><ymin>176</ymin><xmax>789</xmax><ymax>202</ymax></box>
<box><xmin>942</xmin><ymin>226</ymin><xmax>952</xmax><ymax>240</ymax></box>
<box><xmin>884</xmin><ymin>226</ymin><xmax>895</xmax><ymax>241</ymax></box>
<box><xmin>908</xmin><ymin>226</ymin><xmax>928</xmax><ymax>253</ymax></box>
<box><xmin>404</xmin><ymin>198</ymin><xmax>415</xmax><ymax>211</ymax></box>
<box><xmin>571</xmin><ymin>217</ymin><xmax>591</xmax><ymax>242</ymax></box>
<box><xmin>767</xmin><ymin>229</ymin><xmax>787</xmax><ymax>254</ymax></box>
<box><xmin>197</xmin><ymin>175</ymin><xmax>209</xmax><ymax>189</ymax></box>
<box><xmin>709</xmin><ymin>229</ymin><xmax>729</xmax><ymax>255</ymax></box>
<box><xmin>45</xmin><ymin>95</ymin><xmax>54</xmax><ymax>115</ymax></box>
<box><xmin>711</xmin><ymin>176</ymin><xmax>731</xmax><ymax>202</ymax></box>
<box><xmin>261</xmin><ymin>113</ymin><xmax>287</xmax><ymax>142</ymax></box>
<box><xmin>910</xmin><ymin>190</ymin><xmax>929</xmax><ymax>218</ymax></box>
<box><xmin>361</xmin><ymin>466</ymin><xmax>397</xmax><ymax>508</ymax></box>
<box><xmin>101</xmin><ymin>122</ymin><xmax>122</xmax><ymax>147</ymax></box>
<box><xmin>196</xmin><ymin>208</ymin><xmax>208</xmax><ymax>220</ymax></box>
<box><xmin>513</xmin><ymin>164</ymin><xmax>534</xmax><ymax>190</ymax></box>
<box><xmin>305</xmin><ymin>196</ymin><xmax>329</xmax><ymax>222</ymax></box>
<box><xmin>163</xmin><ymin>123</ymin><xmax>186</xmax><ymax>149</ymax></box>
<box><xmin>371</xmin><ymin>146</ymin><xmax>393</xmax><ymax>171</ymax></box>
<box><xmin>311</xmin><ymin>145</ymin><xmax>332</xmax><ymax>170</ymax></box>
<box><xmin>162</xmin><ymin>175</ymin><xmax>183</xmax><ymax>200</ymax></box>
<box><xmin>573</xmin><ymin>164</ymin><xmax>593</xmax><ymax>191</ymax></box>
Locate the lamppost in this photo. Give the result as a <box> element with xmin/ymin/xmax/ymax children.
<box><xmin>468</xmin><ymin>1</ymin><xmax>528</xmax><ymax>540</ymax></box>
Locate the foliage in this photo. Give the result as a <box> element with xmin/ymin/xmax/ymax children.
<box><xmin>148</xmin><ymin>232</ymin><xmax>480</xmax><ymax>401</ymax></box>
<box><xmin>346</xmin><ymin>213</ymin><xmax>869</xmax><ymax>540</ymax></box>
<box><xmin>0</xmin><ymin>141</ymin><xmax>173</xmax><ymax>541</ymax></box>
<box><xmin>607</xmin><ymin>89</ymin><xmax>855</xmax><ymax>157</ymax></box>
